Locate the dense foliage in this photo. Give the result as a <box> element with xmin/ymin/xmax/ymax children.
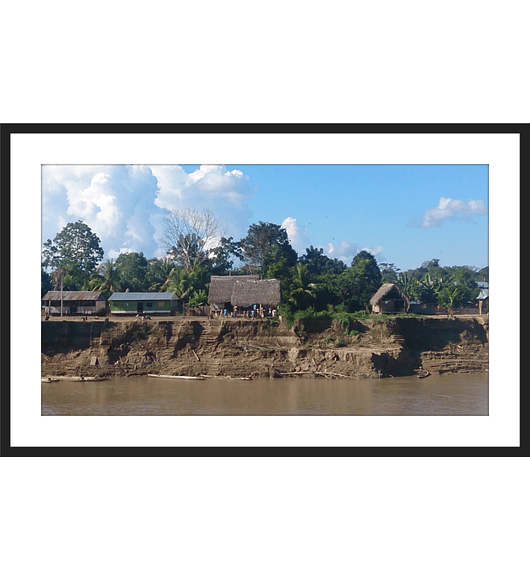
<box><xmin>42</xmin><ymin>220</ymin><xmax>486</xmax><ymax>317</ymax></box>
<box><xmin>42</xmin><ymin>221</ymin><xmax>105</xmax><ymax>290</ymax></box>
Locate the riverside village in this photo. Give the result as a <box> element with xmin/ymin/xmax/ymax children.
<box><xmin>41</xmin><ymin>219</ymin><xmax>489</xmax><ymax>385</ymax></box>
<box><xmin>41</xmin><ymin>164</ymin><xmax>489</xmax><ymax>415</ymax></box>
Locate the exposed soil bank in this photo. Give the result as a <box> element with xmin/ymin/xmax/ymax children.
<box><xmin>41</xmin><ymin>315</ymin><xmax>488</xmax><ymax>380</ymax></box>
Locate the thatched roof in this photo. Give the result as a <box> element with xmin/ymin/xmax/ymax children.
<box><xmin>231</xmin><ymin>279</ymin><xmax>281</xmax><ymax>308</ymax></box>
<box><xmin>208</xmin><ymin>275</ymin><xmax>259</xmax><ymax>304</ymax></box>
<box><xmin>369</xmin><ymin>283</ymin><xmax>410</xmax><ymax>307</ymax></box>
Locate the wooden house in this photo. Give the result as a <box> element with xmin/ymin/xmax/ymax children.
<box><xmin>369</xmin><ymin>284</ymin><xmax>410</xmax><ymax>314</ymax></box>
<box><xmin>42</xmin><ymin>291</ymin><xmax>107</xmax><ymax>316</ymax></box>
<box><xmin>108</xmin><ymin>292</ymin><xmax>179</xmax><ymax>315</ymax></box>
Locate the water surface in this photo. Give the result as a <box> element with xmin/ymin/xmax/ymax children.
<box><xmin>41</xmin><ymin>373</ymin><xmax>488</xmax><ymax>415</ymax></box>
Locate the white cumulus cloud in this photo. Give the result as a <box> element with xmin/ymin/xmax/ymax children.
<box><xmin>361</xmin><ymin>245</ymin><xmax>384</xmax><ymax>256</ymax></box>
<box><xmin>66</xmin><ymin>172</ymin><xmax>122</xmax><ymax>237</ymax></box>
<box><xmin>415</xmin><ymin>197</ymin><xmax>487</xmax><ymax>228</ymax></box>
<box><xmin>42</xmin><ymin>164</ymin><xmax>255</xmax><ymax>262</ymax></box>
<box><xmin>326</xmin><ymin>241</ymin><xmax>383</xmax><ymax>265</ymax></box>
<box><xmin>327</xmin><ymin>241</ymin><xmax>359</xmax><ymax>264</ymax></box>
<box><xmin>150</xmin><ymin>164</ymin><xmax>253</xmax><ymax>241</ymax></box>
<box><xmin>108</xmin><ymin>247</ymin><xmax>136</xmax><ymax>259</ymax></box>
<box><xmin>281</xmin><ymin>217</ymin><xmax>311</xmax><ymax>253</ymax></box>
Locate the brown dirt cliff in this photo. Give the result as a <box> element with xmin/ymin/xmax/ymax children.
<box><xmin>41</xmin><ymin>315</ymin><xmax>489</xmax><ymax>379</ymax></box>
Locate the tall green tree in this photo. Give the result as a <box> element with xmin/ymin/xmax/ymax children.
<box><xmin>300</xmin><ymin>246</ymin><xmax>346</xmax><ymax>278</ymax></box>
<box><xmin>210</xmin><ymin>236</ymin><xmax>243</xmax><ymax>275</ymax></box>
<box><xmin>418</xmin><ymin>258</ymin><xmax>441</xmax><ymax>274</ymax></box>
<box><xmin>349</xmin><ymin>251</ymin><xmax>382</xmax><ymax>310</ymax></box>
<box><xmin>42</xmin><ymin>221</ymin><xmax>104</xmax><ymax>289</ymax></box>
<box><xmin>379</xmin><ymin>263</ymin><xmax>401</xmax><ymax>284</ymax></box>
<box><xmin>240</xmin><ymin>222</ymin><xmax>297</xmax><ymax>274</ymax></box>
<box><xmin>324</xmin><ymin>268</ymin><xmax>357</xmax><ymax>311</ymax></box>
<box><xmin>263</xmin><ymin>243</ymin><xmax>298</xmax><ymax>281</ymax></box>
<box><xmin>115</xmin><ymin>252</ymin><xmax>148</xmax><ymax>292</ymax></box>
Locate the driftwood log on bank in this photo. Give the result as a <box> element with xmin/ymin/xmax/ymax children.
<box><xmin>148</xmin><ymin>374</ymin><xmax>204</xmax><ymax>380</ymax></box>
<box><xmin>42</xmin><ymin>376</ymin><xmax>107</xmax><ymax>382</ymax></box>
<box><xmin>277</xmin><ymin>370</ymin><xmax>360</xmax><ymax>380</ymax></box>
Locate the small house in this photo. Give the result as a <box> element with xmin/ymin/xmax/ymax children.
<box><xmin>108</xmin><ymin>292</ymin><xmax>179</xmax><ymax>315</ymax></box>
<box><xmin>208</xmin><ymin>275</ymin><xmax>259</xmax><ymax>312</ymax></box>
<box><xmin>369</xmin><ymin>284</ymin><xmax>410</xmax><ymax>314</ymax></box>
<box><xmin>231</xmin><ymin>278</ymin><xmax>281</xmax><ymax>313</ymax></box>
<box><xmin>42</xmin><ymin>291</ymin><xmax>107</xmax><ymax>316</ymax></box>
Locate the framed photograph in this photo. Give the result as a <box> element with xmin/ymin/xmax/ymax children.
<box><xmin>1</xmin><ymin>123</ymin><xmax>525</xmax><ymax>456</ymax></box>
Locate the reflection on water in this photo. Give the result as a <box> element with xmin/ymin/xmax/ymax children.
<box><xmin>41</xmin><ymin>374</ymin><xmax>488</xmax><ymax>416</ymax></box>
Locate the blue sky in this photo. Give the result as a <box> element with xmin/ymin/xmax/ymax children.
<box><xmin>42</xmin><ymin>164</ymin><xmax>488</xmax><ymax>271</ymax></box>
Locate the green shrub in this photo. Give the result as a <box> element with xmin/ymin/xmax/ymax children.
<box><xmin>293</xmin><ymin>306</ymin><xmax>330</xmax><ymax>322</ymax></box>
<box><xmin>337</xmin><ymin>339</ymin><xmax>346</xmax><ymax>347</ymax></box>
<box><xmin>330</xmin><ymin>310</ymin><xmax>367</xmax><ymax>332</ymax></box>
<box><xmin>371</xmin><ymin>314</ymin><xmax>392</xmax><ymax>322</ymax></box>
<box><xmin>278</xmin><ymin>303</ymin><xmax>295</xmax><ymax>325</ymax></box>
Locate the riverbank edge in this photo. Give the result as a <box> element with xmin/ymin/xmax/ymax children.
<box><xmin>41</xmin><ymin>315</ymin><xmax>489</xmax><ymax>380</ymax></box>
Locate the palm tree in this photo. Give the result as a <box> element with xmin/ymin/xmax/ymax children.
<box><xmin>163</xmin><ymin>267</ymin><xmax>195</xmax><ymax>306</ymax></box>
<box><xmin>396</xmin><ymin>272</ymin><xmax>416</xmax><ymax>299</ymax></box>
<box><xmin>422</xmin><ymin>273</ymin><xmax>444</xmax><ymax>293</ymax></box>
<box><xmin>188</xmin><ymin>289</ymin><xmax>207</xmax><ymax>309</ymax></box>
<box><xmin>437</xmin><ymin>282</ymin><xmax>464</xmax><ymax>318</ymax></box>
<box><xmin>288</xmin><ymin>263</ymin><xmax>317</xmax><ymax>310</ymax></box>
<box><xmin>147</xmin><ymin>257</ymin><xmax>175</xmax><ymax>291</ymax></box>
<box><xmin>88</xmin><ymin>259</ymin><xmax>122</xmax><ymax>296</ymax></box>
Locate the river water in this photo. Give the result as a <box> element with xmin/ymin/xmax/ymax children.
<box><xmin>41</xmin><ymin>373</ymin><xmax>488</xmax><ymax>415</ymax></box>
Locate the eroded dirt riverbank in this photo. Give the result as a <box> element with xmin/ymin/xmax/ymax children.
<box><xmin>41</xmin><ymin>315</ymin><xmax>489</xmax><ymax>380</ymax></box>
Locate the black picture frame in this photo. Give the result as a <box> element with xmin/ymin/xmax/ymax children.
<box><xmin>1</xmin><ymin>123</ymin><xmax>526</xmax><ymax>457</ymax></box>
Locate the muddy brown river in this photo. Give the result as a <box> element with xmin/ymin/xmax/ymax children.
<box><xmin>41</xmin><ymin>373</ymin><xmax>488</xmax><ymax>415</ymax></box>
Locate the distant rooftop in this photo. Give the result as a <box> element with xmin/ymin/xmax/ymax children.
<box><xmin>109</xmin><ymin>292</ymin><xmax>178</xmax><ymax>301</ymax></box>
<box><xmin>42</xmin><ymin>291</ymin><xmax>106</xmax><ymax>301</ymax></box>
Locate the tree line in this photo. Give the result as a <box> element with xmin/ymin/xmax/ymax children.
<box><xmin>42</xmin><ymin>215</ymin><xmax>488</xmax><ymax>318</ymax></box>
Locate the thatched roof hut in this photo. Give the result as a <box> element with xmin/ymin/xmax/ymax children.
<box><xmin>231</xmin><ymin>279</ymin><xmax>281</xmax><ymax>308</ymax></box>
<box><xmin>208</xmin><ymin>275</ymin><xmax>259</xmax><ymax>309</ymax></box>
<box><xmin>369</xmin><ymin>283</ymin><xmax>410</xmax><ymax>313</ymax></box>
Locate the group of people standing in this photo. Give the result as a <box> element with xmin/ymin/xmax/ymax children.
<box><xmin>216</xmin><ymin>305</ymin><xmax>277</xmax><ymax>318</ymax></box>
